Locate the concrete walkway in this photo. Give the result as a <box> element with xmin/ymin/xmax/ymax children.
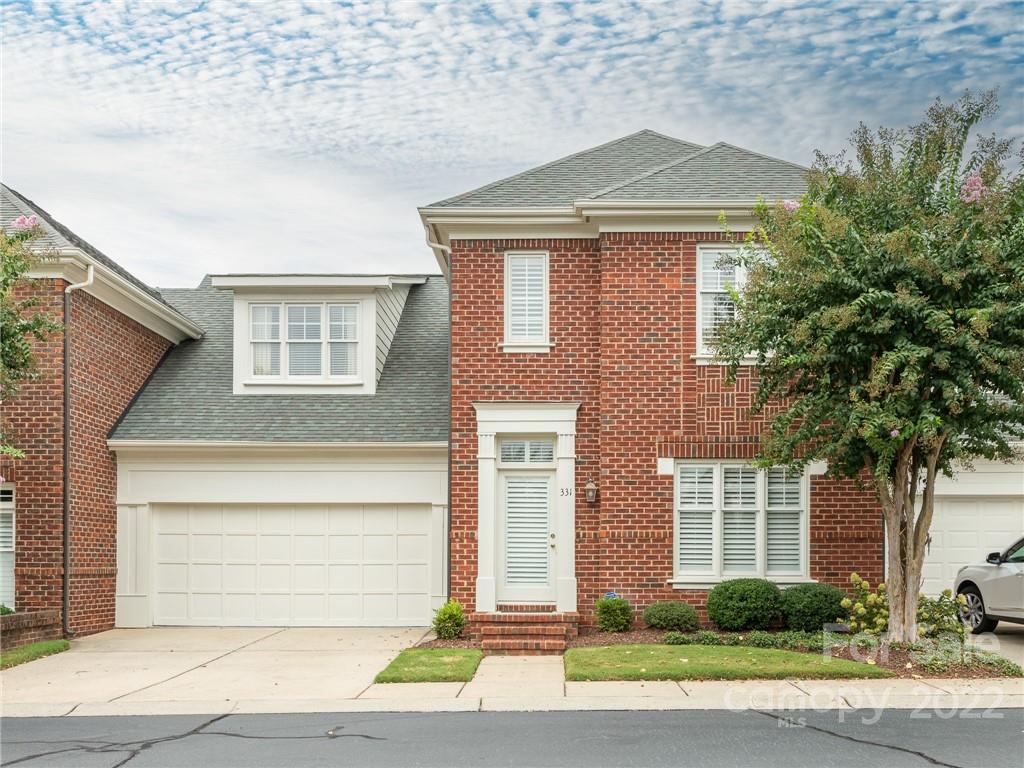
<box><xmin>4</xmin><ymin>645</ymin><xmax>1021</xmax><ymax>717</ymax></box>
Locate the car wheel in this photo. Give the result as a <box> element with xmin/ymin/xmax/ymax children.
<box><xmin>958</xmin><ymin>586</ymin><xmax>998</xmax><ymax>634</ymax></box>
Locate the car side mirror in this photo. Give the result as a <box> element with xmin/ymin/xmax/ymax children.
<box><xmin>986</xmin><ymin>552</ymin><xmax>1003</xmax><ymax>565</ymax></box>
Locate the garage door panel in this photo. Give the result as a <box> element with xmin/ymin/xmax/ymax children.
<box><xmin>153</xmin><ymin>504</ymin><xmax>433</xmax><ymax>626</ymax></box>
<box><xmin>922</xmin><ymin>497</ymin><xmax>1024</xmax><ymax>595</ymax></box>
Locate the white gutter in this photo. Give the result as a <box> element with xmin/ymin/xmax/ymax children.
<box><xmin>423</xmin><ymin>224</ymin><xmax>452</xmax><ymax>277</ymax></box>
<box><xmin>107</xmin><ymin>439</ymin><xmax>449</xmax><ymax>451</ymax></box>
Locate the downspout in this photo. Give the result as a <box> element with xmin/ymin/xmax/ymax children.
<box><xmin>62</xmin><ymin>264</ymin><xmax>94</xmax><ymax>637</ymax></box>
<box><xmin>424</xmin><ymin>226</ymin><xmax>453</xmax><ymax>601</ymax></box>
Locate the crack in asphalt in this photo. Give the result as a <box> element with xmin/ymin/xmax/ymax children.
<box><xmin>751</xmin><ymin>710</ymin><xmax>964</xmax><ymax>768</ymax></box>
<box><xmin>0</xmin><ymin>716</ymin><xmax>387</xmax><ymax>768</ymax></box>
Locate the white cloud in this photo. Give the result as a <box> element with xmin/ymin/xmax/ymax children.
<box><xmin>2</xmin><ymin>0</ymin><xmax>1020</xmax><ymax>287</ymax></box>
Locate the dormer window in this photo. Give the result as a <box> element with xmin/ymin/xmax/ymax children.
<box><xmin>248</xmin><ymin>301</ymin><xmax>361</xmax><ymax>380</ymax></box>
<box><xmin>213</xmin><ymin>273</ymin><xmax>427</xmax><ymax>396</ymax></box>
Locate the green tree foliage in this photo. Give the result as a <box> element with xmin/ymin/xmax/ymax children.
<box><xmin>715</xmin><ymin>91</ymin><xmax>1024</xmax><ymax>643</ymax></box>
<box><xmin>1</xmin><ymin>218</ymin><xmax>63</xmax><ymax>459</ymax></box>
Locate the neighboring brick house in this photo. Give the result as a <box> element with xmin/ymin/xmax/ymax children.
<box><xmin>0</xmin><ymin>184</ymin><xmax>202</xmax><ymax>636</ymax></box>
<box><xmin>419</xmin><ymin>131</ymin><xmax>890</xmax><ymax>651</ymax></box>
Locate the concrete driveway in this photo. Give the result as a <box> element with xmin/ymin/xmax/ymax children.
<box><xmin>1</xmin><ymin>626</ymin><xmax>427</xmax><ymax>717</ymax></box>
<box><xmin>971</xmin><ymin>622</ymin><xmax>1024</xmax><ymax>666</ymax></box>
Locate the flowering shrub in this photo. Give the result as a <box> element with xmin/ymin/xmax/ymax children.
<box><xmin>840</xmin><ymin>573</ymin><xmax>889</xmax><ymax>635</ymax></box>
<box><xmin>917</xmin><ymin>590</ymin><xmax>967</xmax><ymax>643</ymax></box>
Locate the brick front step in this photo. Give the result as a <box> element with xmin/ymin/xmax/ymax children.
<box><xmin>481</xmin><ymin>638</ymin><xmax>567</xmax><ymax>653</ymax></box>
<box><xmin>480</xmin><ymin>624</ymin><xmax>567</xmax><ymax>637</ymax></box>
<box><xmin>469</xmin><ymin>612</ymin><xmax>579</xmax><ymax>624</ymax></box>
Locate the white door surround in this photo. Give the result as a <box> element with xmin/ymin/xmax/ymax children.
<box><xmin>473</xmin><ymin>402</ymin><xmax>579</xmax><ymax>613</ymax></box>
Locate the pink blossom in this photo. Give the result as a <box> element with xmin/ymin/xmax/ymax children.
<box><xmin>890</xmin><ymin>429</ymin><xmax>899</xmax><ymax>438</ymax></box>
<box><xmin>11</xmin><ymin>214</ymin><xmax>39</xmax><ymax>230</ymax></box>
<box><xmin>782</xmin><ymin>200</ymin><xmax>800</xmax><ymax>212</ymax></box>
<box><xmin>0</xmin><ymin>475</ymin><xmax>4</xmax><ymax>484</ymax></box>
<box><xmin>959</xmin><ymin>173</ymin><xmax>986</xmax><ymax>204</ymax></box>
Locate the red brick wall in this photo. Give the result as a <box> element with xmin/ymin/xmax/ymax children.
<box><xmin>67</xmin><ymin>291</ymin><xmax>170</xmax><ymax>634</ymax></box>
<box><xmin>1</xmin><ymin>281</ymin><xmax>171</xmax><ymax>636</ymax></box>
<box><xmin>1</xmin><ymin>279</ymin><xmax>66</xmax><ymax>617</ymax></box>
<box><xmin>449</xmin><ymin>233</ymin><xmax>884</xmax><ymax>624</ymax></box>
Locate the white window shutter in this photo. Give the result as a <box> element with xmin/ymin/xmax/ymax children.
<box><xmin>767</xmin><ymin>468</ymin><xmax>803</xmax><ymax>572</ymax></box>
<box><xmin>678</xmin><ymin>466</ymin><xmax>714</xmax><ymax>572</ymax></box>
<box><xmin>0</xmin><ymin>488</ymin><xmax>14</xmax><ymax>609</ymax></box>
<box><xmin>504</xmin><ymin>476</ymin><xmax>550</xmax><ymax>585</ymax></box>
<box><xmin>507</xmin><ymin>254</ymin><xmax>546</xmax><ymax>342</ymax></box>
<box><xmin>722</xmin><ymin>466</ymin><xmax>757</xmax><ymax>572</ymax></box>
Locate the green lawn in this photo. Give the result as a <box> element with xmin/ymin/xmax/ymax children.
<box><xmin>375</xmin><ymin>648</ymin><xmax>483</xmax><ymax>683</ymax></box>
<box><xmin>564</xmin><ymin>644</ymin><xmax>893</xmax><ymax>681</ymax></box>
<box><xmin>0</xmin><ymin>639</ymin><xmax>70</xmax><ymax>670</ymax></box>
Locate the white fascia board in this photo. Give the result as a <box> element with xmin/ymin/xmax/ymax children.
<box><xmin>27</xmin><ymin>251</ymin><xmax>203</xmax><ymax>343</ymax></box>
<box><xmin>211</xmin><ymin>275</ymin><xmax>428</xmax><ymax>290</ymax></box>
<box><xmin>108</xmin><ymin>439</ymin><xmax>448</xmax><ymax>454</ymax></box>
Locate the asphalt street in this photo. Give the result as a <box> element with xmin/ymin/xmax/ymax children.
<box><xmin>1</xmin><ymin>709</ymin><xmax>1021</xmax><ymax>768</ymax></box>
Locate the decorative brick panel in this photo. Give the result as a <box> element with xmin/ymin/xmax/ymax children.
<box><xmin>1</xmin><ymin>281</ymin><xmax>171</xmax><ymax>636</ymax></box>
<box><xmin>449</xmin><ymin>233</ymin><xmax>884</xmax><ymax>626</ymax></box>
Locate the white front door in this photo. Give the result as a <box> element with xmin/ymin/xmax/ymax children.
<box><xmin>497</xmin><ymin>472</ymin><xmax>556</xmax><ymax>603</ymax></box>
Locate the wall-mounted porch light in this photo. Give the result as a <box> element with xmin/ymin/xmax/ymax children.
<box><xmin>584</xmin><ymin>476</ymin><xmax>598</xmax><ymax>503</ymax></box>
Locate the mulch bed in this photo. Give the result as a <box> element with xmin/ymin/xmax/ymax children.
<box><xmin>566</xmin><ymin>627</ymin><xmax>668</xmax><ymax>648</ymax></box>
<box><xmin>417</xmin><ymin>636</ymin><xmax>478</xmax><ymax>650</ymax></box>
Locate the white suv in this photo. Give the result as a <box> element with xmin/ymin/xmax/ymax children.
<box><xmin>955</xmin><ymin>537</ymin><xmax>1024</xmax><ymax>634</ymax></box>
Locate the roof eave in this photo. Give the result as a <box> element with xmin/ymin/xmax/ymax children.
<box><xmin>30</xmin><ymin>249</ymin><xmax>204</xmax><ymax>342</ymax></box>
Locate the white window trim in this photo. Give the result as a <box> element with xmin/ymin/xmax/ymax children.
<box><xmin>696</xmin><ymin>244</ymin><xmax>747</xmax><ymax>359</ymax></box>
<box><xmin>671</xmin><ymin>460</ymin><xmax>812</xmax><ymax>588</ymax></box>
<box><xmin>0</xmin><ymin>483</ymin><xmax>15</xmax><ymax>612</ymax></box>
<box><xmin>503</xmin><ymin>251</ymin><xmax>550</xmax><ymax>351</ymax></box>
<box><xmin>231</xmin><ymin>291</ymin><xmax>377</xmax><ymax>395</ymax></box>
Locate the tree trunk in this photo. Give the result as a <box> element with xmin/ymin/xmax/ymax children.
<box><xmin>875</xmin><ymin>438</ymin><xmax>946</xmax><ymax>645</ymax></box>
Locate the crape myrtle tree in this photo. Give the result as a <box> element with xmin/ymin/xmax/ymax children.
<box><xmin>1</xmin><ymin>215</ymin><xmax>62</xmax><ymax>461</ymax></box>
<box><xmin>715</xmin><ymin>91</ymin><xmax>1024</xmax><ymax>643</ymax></box>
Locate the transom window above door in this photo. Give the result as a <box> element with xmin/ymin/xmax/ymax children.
<box><xmin>249</xmin><ymin>301</ymin><xmax>360</xmax><ymax>380</ymax></box>
<box><xmin>499</xmin><ymin>438</ymin><xmax>555</xmax><ymax>466</ymax></box>
<box><xmin>675</xmin><ymin>462</ymin><xmax>808</xmax><ymax>585</ymax></box>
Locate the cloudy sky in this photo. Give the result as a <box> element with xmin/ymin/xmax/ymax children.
<box><xmin>3</xmin><ymin>1</ymin><xmax>1022</xmax><ymax>288</ymax></box>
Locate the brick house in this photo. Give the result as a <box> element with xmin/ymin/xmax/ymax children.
<box><xmin>419</xmin><ymin>131</ymin><xmax>1023</xmax><ymax>652</ymax></box>
<box><xmin>3</xmin><ymin>132</ymin><xmax>1020</xmax><ymax>648</ymax></box>
<box><xmin>0</xmin><ymin>184</ymin><xmax>202</xmax><ymax>637</ymax></box>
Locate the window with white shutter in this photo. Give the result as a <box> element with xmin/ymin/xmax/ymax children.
<box><xmin>697</xmin><ymin>247</ymin><xmax>743</xmax><ymax>356</ymax></box>
<box><xmin>504</xmin><ymin>252</ymin><xmax>549</xmax><ymax>347</ymax></box>
<box><xmin>677</xmin><ymin>466</ymin><xmax>714</xmax><ymax>573</ymax></box>
<box><xmin>675</xmin><ymin>463</ymin><xmax>807</xmax><ymax>583</ymax></box>
<box><xmin>0</xmin><ymin>486</ymin><xmax>14</xmax><ymax>610</ymax></box>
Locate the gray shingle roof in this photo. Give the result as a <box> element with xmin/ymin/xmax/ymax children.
<box><xmin>1</xmin><ymin>183</ymin><xmax>185</xmax><ymax>314</ymax></box>
<box><xmin>428</xmin><ymin>130</ymin><xmax>704</xmax><ymax>208</ymax></box>
<box><xmin>110</xmin><ymin>276</ymin><xmax>449</xmax><ymax>443</ymax></box>
<box><xmin>590</xmin><ymin>142</ymin><xmax>808</xmax><ymax>201</ymax></box>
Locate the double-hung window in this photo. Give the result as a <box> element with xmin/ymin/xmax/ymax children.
<box><xmin>249</xmin><ymin>301</ymin><xmax>360</xmax><ymax>380</ymax></box>
<box><xmin>675</xmin><ymin>462</ymin><xmax>807</xmax><ymax>583</ymax></box>
<box><xmin>0</xmin><ymin>485</ymin><xmax>14</xmax><ymax>610</ymax></box>
<box><xmin>697</xmin><ymin>245</ymin><xmax>745</xmax><ymax>356</ymax></box>
<box><xmin>504</xmin><ymin>252</ymin><xmax>549</xmax><ymax>349</ymax></box>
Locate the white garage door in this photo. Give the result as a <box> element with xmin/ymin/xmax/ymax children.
<box><xmin>921</xmin><ymin>497</ymin><xmax>1024</xmax><ymax>596</ymax></box>
<box><xmin>153</xmin><ymin>504</ymin><xmax>432</xmax><ymax>626</ymax></box>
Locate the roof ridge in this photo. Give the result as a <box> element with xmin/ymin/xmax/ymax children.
<box><xmin>426</xmin><ymin>129</ymin><xmax>704</xmax><ymax>208</ymax></box>
<box><xmin>712</xmin><ymin>141</ymin><xmax>811</xmax><ymax>172</ymax></box>
<box><xmin>589</xmin><ymin>142</ymin><xmax>726</xmax><ymax>199</ymax></box>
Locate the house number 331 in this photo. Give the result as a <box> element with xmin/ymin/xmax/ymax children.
<box><xmin>560</xmin><ymin>487</ymin><xmax>574</xmax><ymax>497</ymax></box>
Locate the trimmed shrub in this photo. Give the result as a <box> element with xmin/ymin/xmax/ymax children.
<box><xmin>706</xmin><ymin>578</ymin><xmax>782</xmax><ymax>630</ymax></box>
<box><xmin>595</xmin><ymin>596</ymin><xmax>633</xmax><ymax>632</ymax></box>
<box><xmin>432</xmin><ymin>599</ymin><xmax>466</xmax><ymax>639</ymax></box>
<box><xmin>745</xmin><ymin>630</ymin><xmax>780</xmax><ymax>648</ymax></box>
<box><xmin>664</xmin><ymin>631</ymin><xmax>691</xmax><ymax>645</ymax></box>
<box><xmin>693</xmin><ymin>630</ymin><xmax>722</xmax><ymax>645</ymax></box>
<box><xmin>780</xmin><ymin>583</ymin><xmax>846</xmax><ymax>632</ymax></box>
<box><xmin>0</xmin><ymin>604</ymin><xmax>13</xmax><ymax>616</ymax></box>
<box><xmin>643</xmin><ymin>601</ymin><xmax>700</xmax><ymax>632</ymax></box>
